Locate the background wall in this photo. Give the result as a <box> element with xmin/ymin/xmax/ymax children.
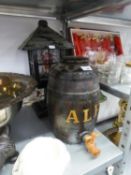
<box><xmin>0</xmin><ymin>15</ymin><xmax>131</xmax><ymax>75</ymax></box>
<box><xmin>0</xmin><ymin>15</ymin><xmax>62</xmax><ymax>75</ymax></box>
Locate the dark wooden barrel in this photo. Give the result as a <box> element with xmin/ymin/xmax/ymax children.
<box><xmin>47</xmin><ymin>56</ymin><xmax>100</xmax><ymax>144</ymax></box>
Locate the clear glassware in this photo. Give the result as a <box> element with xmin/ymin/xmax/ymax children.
<box><xmin>107</xmin><ymin>60</ymin><xmax>123</xmax><ymax>85</ymax></box>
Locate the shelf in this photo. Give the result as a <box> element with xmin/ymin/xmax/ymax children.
<box><xmin>0</xmin><ymin>0</ymin><xmax>129</xmax><ymax>20</ymax></box>
<box><xmin>0</xmin><ymin>106</ymin><xmax>123</xmax><ymax>175</ymax></box>
<box><xmin>100</xmin><ymin>83</ymin><xmax>131</xmax><ymax>100</ymax></box>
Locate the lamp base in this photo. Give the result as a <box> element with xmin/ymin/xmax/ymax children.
<box><xmin>0</xmin><ymin>125</ymin><xmax>19</xmax><ymax>169</ymax></box>
<box><xmin>32</xmin><ymin>100</ymin><xmax>48</xmax><ymax>118</ymax></box>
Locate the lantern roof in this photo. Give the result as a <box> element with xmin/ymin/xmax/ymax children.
<box><xmin>20</xmin><ymin>20</ymin><xmax>73</xmax><ymax>50</ymax></box>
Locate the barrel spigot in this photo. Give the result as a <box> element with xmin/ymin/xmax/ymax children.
<box><xmin>81</xmin><ymin>131</ymin><xmax>101</xmax><ymax>157</ymax></box>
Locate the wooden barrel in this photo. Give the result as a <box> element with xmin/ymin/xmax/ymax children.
<box><xmin>47</xmin><ymin>56</ymin><xmax>100</xmax><ymax>144</ymax></box>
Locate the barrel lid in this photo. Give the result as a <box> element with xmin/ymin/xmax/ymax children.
<box><xmin>62</xmin><ymin>56</ymin><xmax>89</xmax><ymax>64</ymax></box>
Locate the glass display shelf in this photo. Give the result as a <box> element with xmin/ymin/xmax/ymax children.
<box><xmin>0</xmin><ymin>106</ymin><xmax>123</xmax><ymax>175</ymax></box>
<box><xmin>100</xmin><ymin>83</ymin><xmax>131</xmax><ymax>100</ymax></box>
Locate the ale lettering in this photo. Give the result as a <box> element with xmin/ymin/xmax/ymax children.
<box><xmin>94</xmin><ymin>104</ymin><xmax>99</xmax><ymax>118</ymax></box>
<box><xmin>83</xmin><ymin>109</ymin><xmax>91</xmax><ymax>122</ymax></box>
<box><xmin>66</xmin><ymin>105</ymin><xmax>99</xmax><ymax>124</ymax></box>
<box><xmin>66</xmin><ymin>108</ymin><xmax>91</xmax><ymax>124</ymax></box>
<box><xmin>66</xmin><ymin>110</ymin><xmax>79</xmax><ymax>124</ymax></box>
